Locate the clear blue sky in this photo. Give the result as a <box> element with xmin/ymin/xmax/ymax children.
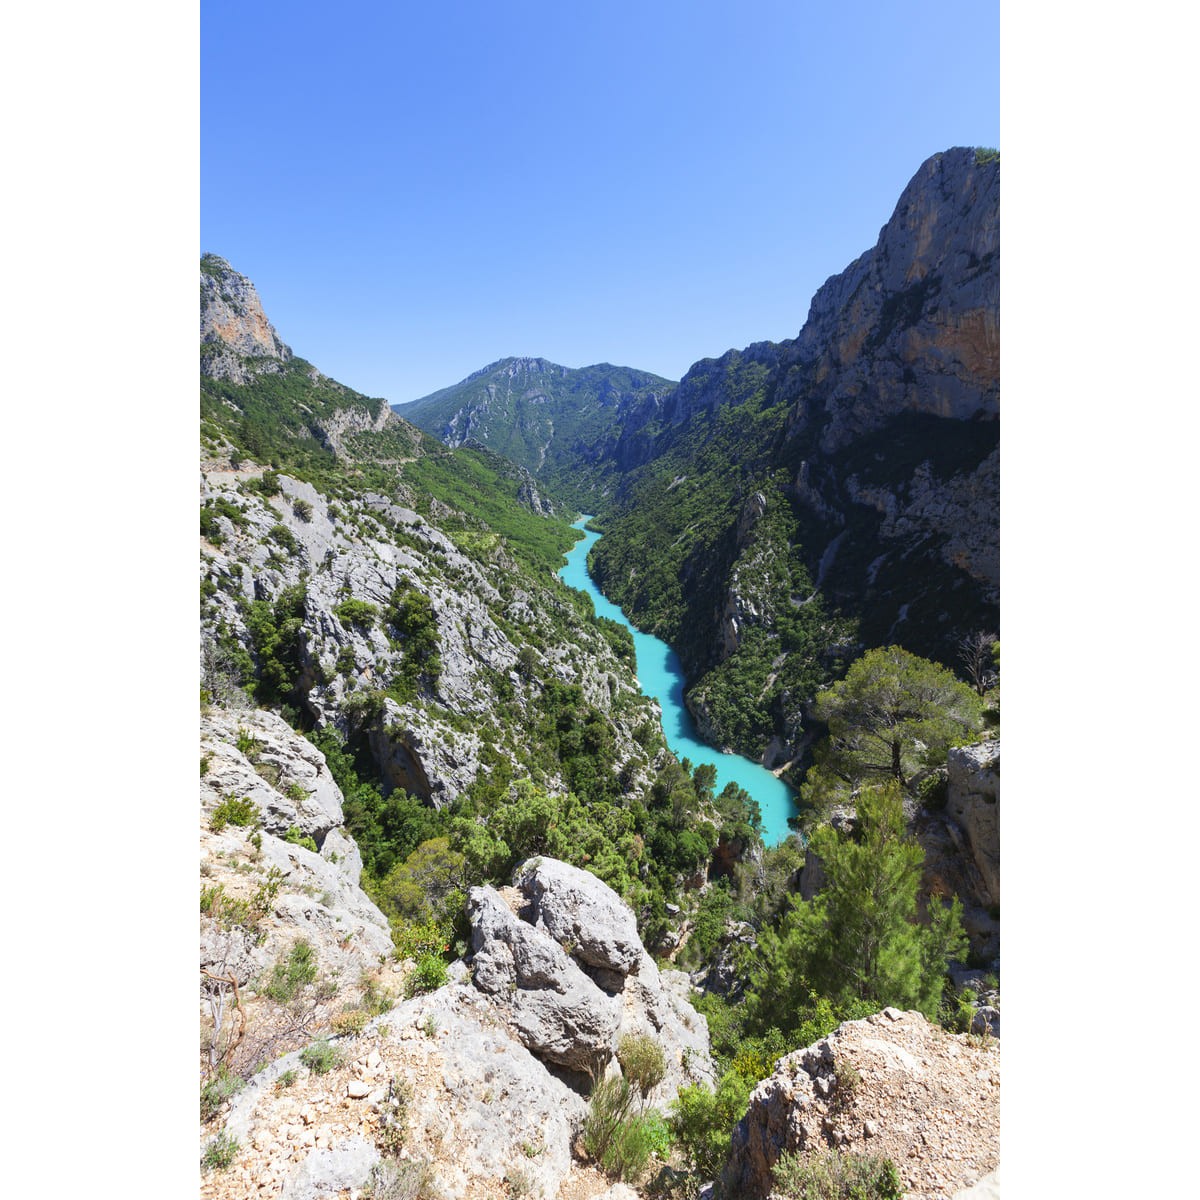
<box><xmin>202</xmin><ymin>0</ymin><xmax>998</xmax><ymax>402</ymax></box>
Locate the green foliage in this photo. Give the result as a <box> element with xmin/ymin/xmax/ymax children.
<box><xmin>749</xmin><ymin>782</ymin><xmax>967</xmax><ymax>1019</ymax></box>
<box><xmin>582</xmin><ymin>1074</ymin><xmax>669</xmax><ymax>1182</ymax></box>
<box><xmin>334</xmin><ymin>598</ymin><xmax>379</xmax><ymax>630</ymax></box>
<box><xmin>617</xmin><ymin>1033</ymin><xmax>667</xmax><ymax>1099</ymax></box>
<box><xmin>242</xmin><ymin>582</ymin><xmax>308</xmax><ymax>707</ymax></box>
<box><xmin>801</xmin><ymin>646</ymin><xmax>983</xmax><ymax>812</ymax></box>
<box><xmin>293</xmin><ymin>498</ymin><xmax>314</xmax><ymax>521</ymax></box>
<box><xmin>283</xmin><ymin>826</ymin><xmax>318</xmax><ymax>852</ymax></box>
<box><xmin>201</xmin><ymin>496</ymin><xmax>248</xmax><ymax>543</ymax></box>
<box><xmin>268</xmin><ymin>523</ymin><xmax>299</xmax><ymax>554</ymax></box>
<box><xmin>404</xmin><ymin>952</ymin><xmax>448</xmax><ymax>998</ymax></box>
<box><xmin>771</xmin><ymin>1150</ymin><xmax>904</xmax><ymax>1200</ymax></box>
<box><xmin>400</xmin><ymin>443</ymin><xmax>579</xmax><ymax>576</ymax></box>
<box><xmin>375</xmin><ymin>837</ymin><xmax>466</xmax><ymax>928</ymax></box>
<box><xmin>589</xmin><ymin>355</ymin><xmax>785</xmax><ymax>651</ymax></box>
<box><xmin>201</xmin><ymin>1130</ymin><xmax>240</xmax><ymax>1172</ymax></box>
<box><xmin>210</xmin><ymin>795</ymin><xmax>258</xmax><ymax>833</ymax></box>
<box><xmin>974</xmin><ymin>147</ymin><xmax>1000</xmax><ymax>165</ymax></box>
<box><xmin>249</xmin><ymin>470</ymin><xmax>283</xmax><ymax>496</ymax></box>
<box><xmin>305</xmin><ymin>727</ymin><xmax>450</xmax><ymax>880</ymax></box>
<box><xmin>300</xmin><ymin>1039</ymin><xmax>343</xmax><ymax>1075</ymax></box>
<box><xmin>274</xmin><ymin>1068</ymin><xmax>298</xmax><ymax>1092</ymax></box>
<box><xmin>668</xmin><ymin>1070</ymin><xmax>752</xmax><ymax>1180</ymax></box>
<box><xmin>386</xmin><ymin>585</ymin><xmax>441</xmax><ymax>686</ymax></box>
<box><xmin>200</xmin><ymin>1067</ymin><xmax>243</xmax><ymax>1122</ymax></box>
<box><xmin>236</xmin><ymin>727</ymin><xmax>261</xmax><ymax>757</ymax></box>
<box><xmin>262</xmin><ymin>939</ymin><xmax>318</xmax><ymax>1002</ymax></box>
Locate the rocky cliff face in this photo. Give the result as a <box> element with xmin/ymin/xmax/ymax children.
<box><xmin>723</xmin><ymin>1008</ymin><xmax>999</xmax><ymax>1200</ymax></box>
<box><xmin>784</xmin><ymin>147</ymin><xmax>999</xmax><ymax>453</ymax></box>
<box><xmin>201</xmin><ymin>854</ymin><xmax>714</xmax><ymax>1200</ymax></box>
<box><xmin>200</xmin><ymin>461</ymin><xmax>664</xmax><ymax>811</ymax></box>
<box><xmin>201</xmin><ymin>254</ymin><xmax>294</xmax><ymax>383</ymax></box>
<box><xmin>587</xmin><ymin>149</ymin><xmax>999</xmax><ymax>768</ymax></box>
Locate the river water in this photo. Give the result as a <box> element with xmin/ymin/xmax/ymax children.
<box><xmin>558</xmin><ymin>517</ymin><xmax>799</xmax><ymax>845</ymax></box>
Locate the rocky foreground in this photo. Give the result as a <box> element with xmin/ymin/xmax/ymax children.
<box><xmin>725</xmin><ymin>1008</ymin><xmax>999</xmax><ymax>1200</ymax></box>
<box><xmin>200</xmin><ymin>711</ymin><xmax>999</xmax><ymax>1198</ymax></box>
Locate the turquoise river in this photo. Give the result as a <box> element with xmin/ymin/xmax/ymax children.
<box><xmin>559</xmin><ymin>518</ymin><xmax>799</xmax><ymax>844</ymax></box>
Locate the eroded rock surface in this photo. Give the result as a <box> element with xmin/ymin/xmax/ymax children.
<box><xmin>723</xmin><ymin>1008</ymin><xmax>999</xmax><ymax>1200</ymax></box>
<box><xmin>468</xmin><ymin>858</ymin><xmax>714</xmax><ymax>1099</ymax></box>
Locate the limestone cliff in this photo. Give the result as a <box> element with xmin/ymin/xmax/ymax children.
<box><xmin>201</xmin><ymin>254</ymin><xmax>293</xmax><ymax>383</ymax></box>
<box><xmin>588</xmin><ymin>149</ymin><xmax>999</xmax><ymax>769</ymax></box>
<box><xmin>784</xmin><ymin>147</ymin><xmax>999</xmax><ymax>453</ymax></box>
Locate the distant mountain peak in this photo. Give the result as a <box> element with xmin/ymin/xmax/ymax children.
<box><xmin>200</xmin><ymin>254</ymin><xmax>292</xmax><ymax>382</ymax></box>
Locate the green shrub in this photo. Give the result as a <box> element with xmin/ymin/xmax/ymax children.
<box><xmin>404</xmin><ymin>952</ymin><xmax>448</xmax><ymax>998</ymax></box>
<box><xmin>362</xmin><ymin>1157</ymin><xmax>435</xmax><ymax>1200</ymax></box>
<box><xmin>200</xmin><ymin>754</ymin><xmax>211</xmax><ymax>776</ymax></box>
<box><xmin>300</xmin><ymin>1039</ymin><xmax>343</xmax><ymax>1075</ymax></box>
<box><xmin>582</xmin><ymin>1076</ymin><xmax>634</xmax><ymax>1167</ymax></box>
<box><xmin>668</xmin><ymin>1070</ymin><xmax>752</xmax><ymax>1180</ymax></box>
<box><xmin>332</xmin><ymin>1008</ymin><xmax>370</xmax><ymax>1037</ymax></box>
<box><xmin>582</xmin><ymin>1073</ymin><xmax>669</xmax><ymax>1183</ymax></box>
<box><xmin>250</xmin><ymin>470</ymin><xmax>282</xmax><ymax>496</ymax></box>
<box><xmin>263</xmin><ymin>940</ymin><xmax>318</xmax><ymax>1003</ymax></box>
<box><xmin>235</xmin><ymin>728</ymin><xmax>261</xmax><ymax>757</ymax></box>
<box><xmin>617</xmin><ymin>1033</ymin><xmax>666</xmax><ymax>1099</ymax></box>
<box><xmin>335</xmin><ymin>598</ymin><xmax>380</xmax><ymax>630</ymax></box>
<box><xmin>210</xmin><ymin>795</ymin><xmax>258</xmax><ymax>833</ymax></box>
<box><xmin>284</xmin><ymin>826</ymin><xmax>319</xmax><ymax>852</ymax></box>
<box><xmin>974</xmin><ymin>147</ymin><xmax>1000</xmax><ymax>166</ymax></box>
<box><xmin>274</xmin><ymin>1068</ymin><xmax>298</xmax><ymax>1092</ymax></box>
<box><xmin>771</xmin><ymin>1149</ymin><xmax>903</xmax><ymax>1199</ymax></box>
<box><xmin>293</xmin><ymin>498</ymin><xmax>314</xmax><ymax>521</ymax></box>
<box><xmin>599</xmin><ymin>1111</ymin><xmax>663</xmax><ymax>1181</ymax></box>
<box><xmin>201</xmin><ymin>1130</ymin><xmax>240</xmax><ymax>1172</ymax></box>
<box><xmin>268</xmin><ymin>523</ymin><xmax>299</xmax><ymax>554</ymax></box>
<box><xmin>200</xmin><ymin>1067</ymin><xmax>243</xmax><ymax>1122</ymax></box>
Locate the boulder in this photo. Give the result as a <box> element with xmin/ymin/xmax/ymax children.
<box><xmin>515</xmin><ymin>856</ymin><xmax>643</xmax><ymax>975</ymax></box>
<box><xmin>468</xmin><ymin>886</ymin><xmax>620</xmax><ymax>1072</ymax></box>
<box><xmin>468</xmin><ymin>860</ymin><xmax>715</xmax><ymax>1098</ymax></box>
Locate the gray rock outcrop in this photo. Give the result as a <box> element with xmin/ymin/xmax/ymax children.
<box><xmin>723</xmin><ymin>1008</ymin><xmax>999</xmax><ymax>1200</ymax></box>
<box><xmin>946</xmin><ymin>739</ymin><xmax>1000</xmax><ymax>906</ymax></box>
<box><xmin>199</xmin><ymin>712</ymin><xmax>393</xmax><ymax>994</ymax></box>
<box><xmin>469</xmin><ymin>885</ymin><xmax>621</xmax><ymax>1072</ymax></box>
<box><xmin>515</xmin><ymin>856</ymin><xmax>643</xmax><ymax>975</ymax></box>
<box><xmin>200</xmin><ymin>459</ymin><xmax>662</xmax><ymax>814</ymax></box>
<box><xmin>467</xmin><ymin>858</ymin><xmax>714</xmax><ymax>1098</ymax></box>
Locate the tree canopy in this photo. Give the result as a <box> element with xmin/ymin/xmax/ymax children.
<box><xmin>747</xmin><ymin>781</ymin><xmax>966</xmax><ymax>1022</ymax></box>
<box><xmin>800</xmin><ymin>645</ymin><xmax>982</xmax><ymax>812</ymax></box>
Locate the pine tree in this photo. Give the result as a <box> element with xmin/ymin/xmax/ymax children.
<box><xmin>749</xmin><ymin>781</ymin><xmax>966</xmax><ymax>1021</ymax></box>
<box><xmin>801</xmin><ymin>645</ymin><xmax>983</xmax><ymax>812</ymax></box>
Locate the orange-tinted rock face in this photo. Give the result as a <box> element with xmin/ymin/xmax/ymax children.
<box><xmin>201</xmin><ymin>254</ymin><xmax>292</xmax><ymax>381</ymax></box>
<box><xmin>785</xmin><ymin>147</ymin><xmax>999</xmax><ymax>453</ymax></box>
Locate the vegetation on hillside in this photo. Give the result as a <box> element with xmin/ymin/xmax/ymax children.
<box><xmin>200</xmin><ymin>249</ymin><xmax>997</xmax><ymax>1191</ymax></box>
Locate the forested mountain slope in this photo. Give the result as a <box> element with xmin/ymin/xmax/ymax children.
<box><xmin>393</xmin><ymin>356</ymin><xmax>676</xmax><ymax>508</ymax></box>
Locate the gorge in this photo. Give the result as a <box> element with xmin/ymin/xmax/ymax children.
<box><xmin>200</xmin><ymin>146</ymin><xmax>1000</xmax><ymax>1199</ymax></box>
<box><xmin>560</xmin><ymin>518</ymin><xmax>800</xmax><ymax>845</ymax></box>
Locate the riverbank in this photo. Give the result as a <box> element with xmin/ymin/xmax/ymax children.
<box><xmin>559</xmin><ymin>517</ymin><xmax>800</xmax><ymax>844</ymax></box>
